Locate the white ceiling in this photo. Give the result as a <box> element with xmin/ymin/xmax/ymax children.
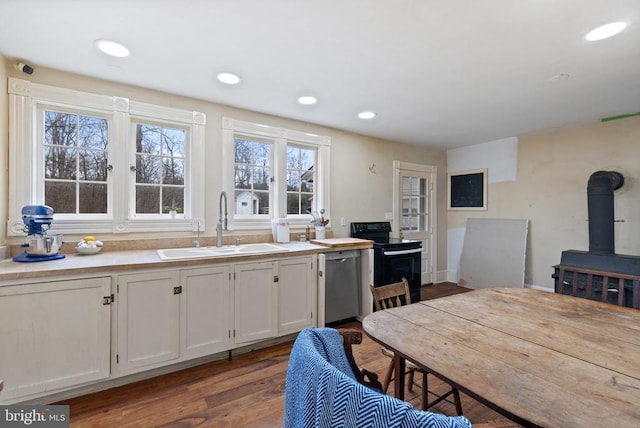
<box><xmin>1</xmin><ymin>0</ymin><xmax>639</xmax><ymax>149</ymax></box>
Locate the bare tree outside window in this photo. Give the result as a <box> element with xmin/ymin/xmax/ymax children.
<box><xmin>234</xmin><ymin>137</ymin><xmax>270</xmax><ymax>215</ymax></box>
<box><xmin>286</xmin><ymin>145</ymin><xmax>315</xmax><ymax>215</ymax></box>
<box><xmin>135</xmin><ymin>124</ymin><xmax>186</xmax><ymax>214</ymax></box>
<box><xmin>44</xmin><ymin>110</ymin><xmax>108</xmax><ymax>214</ymax></box>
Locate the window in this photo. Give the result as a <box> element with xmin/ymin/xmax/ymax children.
<box><xmin>286</xmin><ymin>145</ymin><xmax>315</xmax><ymax>215</ymax></box>
<box><xmin>222</xmin><ymin>117</ymin><xmax>330</xmax><ymax>229</ymax></box>
<box><xmin>8</xmin><ymin>78</ymin><xmax>205</xmax><ymax>236</ymax></box>
<box><xmin>234</xmin><ymin>136</ymin><xmax>271</xmax><ymax>216</ymax></box>
<box><xmin>43</xmin><ymin>110</ymin><xmax>109</xmax><ymax>214</ymax></box>
<box><xmin>401</xmin><ymin>176</ymin><xmax>426</xmax><ymax>232</ymax></box>
<box><xmin>134</xmin><ymin>123</ymin><xmax>186</xmax><ymax>215</ymax></box>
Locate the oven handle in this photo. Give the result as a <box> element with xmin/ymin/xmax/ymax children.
<box><xmin>382</xmin><ymin>248</ymin><xmax>422</xmax><ymax>256</ymax></box>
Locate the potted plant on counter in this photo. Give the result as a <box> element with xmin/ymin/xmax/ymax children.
<box><xmin>164</xmin><ymin>199</ymin><xmax>182</xmax><ymax>218</ymax></box>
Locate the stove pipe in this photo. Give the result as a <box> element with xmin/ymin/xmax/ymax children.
<box><xmin>587</xmin><ymin>171</ymin><xmax>624</xmax><ymax>255</ymax></box>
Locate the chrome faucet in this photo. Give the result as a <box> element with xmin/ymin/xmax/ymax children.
<box><xmin>216</xmin><ymin>191</ymin><xmax>228</xmax><ymax>247</ymax></box>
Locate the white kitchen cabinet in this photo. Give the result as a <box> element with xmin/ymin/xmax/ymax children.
<box><xmin>180</xmin><ymin>265</ymin><xmax>232</xmax><ymax>359</ymax></box>
<box><xmin>181</xmin><ymin>256</ymin><xmax>315</xmax><ymax>349</ymax></box>
<box><xmin>116</xmin><ymin>270</ymin><xmax>180</xmax><ymax>372</ymax></box>
<box><xmin>277</xmin><ymin>256</ymin><xmax>315</xmax><ymax>335</ymax></box>
<box><xmin>117</xmin><ymin>256</ymin><xmax>315</xmax><ymax>369</ymax></box>
<box><xmin>0</xmin><ymin>250</ymin><xmax>320</xmax><ymax>403</ymax></box>
<box><xmin>233</xmin><ymin>261</ymin><xmax>277</xmax><ymax>343</ymax></box>
<box><xmin>0</xmin><ymin>277</ymin><xmax>111</xmax><ymax>403</ymax></box>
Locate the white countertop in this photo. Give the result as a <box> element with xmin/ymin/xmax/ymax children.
<box><xmin>0</xmin><ymin>240</ymin><xmax>373</xmax><ymax>283</ymax></box>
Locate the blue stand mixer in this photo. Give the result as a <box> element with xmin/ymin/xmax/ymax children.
<box><xmin>13</xmin><ymin>205</ymin><xmax>66</xmax><ymax>263</ymax></box>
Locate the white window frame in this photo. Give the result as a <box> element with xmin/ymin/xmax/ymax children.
<box><xmin>222</xmin><ymin>117</ymin><xmax>330</xmax><ymax>230</ymax></box>
<box><xmin>35</xmin><ymin>104</ymin><xmax>114</xmax><ymax>220</ymax></box>
<box><xmin>7</xmin><ymin>78</ymin><xmax>205</xmax><ymax>236</ymax></box>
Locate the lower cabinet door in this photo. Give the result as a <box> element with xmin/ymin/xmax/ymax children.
<box><xmin>116</xmin><ymin>271</ymin><xmax>180</xmax><ymax>373</ymax></box>
<box><xmin>0</xmin><ymin>277</ymin><xmax>111</xmax><ymax>403</ymax></box>
<box><xmin>277</xmin><ymin>256</ymin><xmax>315</xmax><ymax>334</ymax></box>
<box><xmin>233</xmin><ymin>261</ymin><xmax>277</xmax><ymax>344</ymax></box>
<box><xmin>180</xmin><ymin>266</ymin><xmax>232</xmax><ymax>358</ymax></box>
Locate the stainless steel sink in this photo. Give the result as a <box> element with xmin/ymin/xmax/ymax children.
<box><xmin>157</xmin><ymin>243</ymin><xmax>289</xmax><ymax>260</ymax></box>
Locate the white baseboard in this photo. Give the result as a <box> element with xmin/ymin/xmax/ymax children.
<box><xmin>435</xmin><ymin>270</ymin><xmax>554</xmax><ymax>292</ymax></box>
<box><xmin>525</xmin><ymin>283</ymin><xmax>554</xmax><ymax>292</ymax></box>
<box><xmin>435</xmin><ymin>270</ymin><xmax>457</xmax><ymax>284</ymax></box>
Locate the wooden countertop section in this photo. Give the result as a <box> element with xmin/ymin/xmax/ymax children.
<box><xmin>310</xmin><ymin>237</ymin><xmax>374</xmax><ymax>247</ymax></box>
<box><xmin>0</xmin><ymin>240</ymin><xmax>373</xmax><ymax>284</ymax></box>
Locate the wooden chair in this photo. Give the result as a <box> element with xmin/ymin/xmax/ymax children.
<box><xmin>370</xmin><ymin>279</ymin><xmax>463</xmax><ymax>415</ymax></box>
<box><xmin>338</xmin><ymin>328</ymin><xmax>383</xmax><ymax>391</ymax></box>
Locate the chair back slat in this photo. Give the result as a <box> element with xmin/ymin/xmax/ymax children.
<box><xmin>370</xmin><ymin>278</ymin><xmax>411</xmax><ymax>311</ymax></box>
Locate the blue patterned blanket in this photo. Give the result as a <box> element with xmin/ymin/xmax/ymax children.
<box><xmin>284</xmin><ymin>328</ymin><xmax>472</xmax><ymax>428</ymax></box>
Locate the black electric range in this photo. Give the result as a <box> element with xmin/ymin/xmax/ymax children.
<box><xmin>350</xmin><ymin>222</ymin><xmax>422</xmax><ymax>303</ymax></box>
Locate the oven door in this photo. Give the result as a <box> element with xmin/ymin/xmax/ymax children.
<box><xmin>374</xmin><ymin>247</ymin><xmax>422</xmax><ymax>303</ymax></box>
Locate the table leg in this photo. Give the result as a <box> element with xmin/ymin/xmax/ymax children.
<box><xmin>394</xmin><ymin>354</ymin><xmax>405</xmax><ymax>400</ymax></box>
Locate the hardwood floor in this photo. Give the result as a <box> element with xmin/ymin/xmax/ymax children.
<box><xmin>420</xmin><ymin>282</ymin><xmax>471</xmax><ymax>300</ymax></box>
<box><xmin>59</xmin><ymin>283</ymin><xmax>518</xmax><ymax>427</ymax></box>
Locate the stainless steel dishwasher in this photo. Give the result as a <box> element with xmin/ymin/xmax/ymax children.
<box><xmin>324</xmin><ymin>250</ymin><xmax>361</xmax><ymax>324</ymax></box>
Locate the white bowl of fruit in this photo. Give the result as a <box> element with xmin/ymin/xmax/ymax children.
<box><xmin>76</xmin><ymin>236</ymin><xmax>103</xmax><ymax>255</ymax></box>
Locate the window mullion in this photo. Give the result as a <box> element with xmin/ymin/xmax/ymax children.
<box><xmin>34</xmin><ymin>103</ymin><xmax>45</xmax><ymax>205</ymax></box>
<box><xmin>189</xmin><ymin>120</ymin><xmax>205</xmax><ymax>231</ymax></box>
<box><xmin>273</xmin><ymin>138</ymin><xmax>287</xmax><ymax>219</ymax></box>
<box><xmin>315</xmin><ymin>144</ymin><xmax>330</xmax><ymax>219</ymax></box>
<box><xmin>111</xmin><ymin>104</ymin><xmax>131</xmax><ymax>231</ymax></box>
<box><xmin>75</xmin><ymin>114</ymin><xmax>81</xmax><ymax>214</ymax></box>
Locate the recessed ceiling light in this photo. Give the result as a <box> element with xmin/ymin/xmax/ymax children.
<box><xmin>585</xmin><ymin>22</ymin><xmax>627</xmax><ymax>41</ymax></box>
<box><xmin>217</xmin><ymin>72</ymin><xmax>241</xmax><ymax>85</ymax></box>
<box><xmin>358</xmin><ymin>111</ymin><xmax>376</xmax><ymax>120</ymax></box>
<box><xmin>298</xmin><ymin>96</ymin><xmax>317</xmax><ymax>105</ymax></box>
<box><xmin>95</xmin><ymin>39</ymin><xmax>130</xmax><ymax>57</ymax></box>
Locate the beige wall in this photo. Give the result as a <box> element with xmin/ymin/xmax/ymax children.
<box><xmin>448</xmin><ymin>116</ymin><xmax>640</xmax><ymax>288</ymax></box>
<box><xmin>327</xmin><ymin>128</ymin><xmax>448</xmax><ymax>269</ymax></box>
<box><xmin>1</xmin><ymin>65</ymin><xmax>449</xmax><ymax>272</ymax></box>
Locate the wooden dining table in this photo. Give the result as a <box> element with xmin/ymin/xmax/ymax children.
<box><xmin>362</xmin><ymin>287</ymin><xmax>640</xmax><ymax>428</ymax></box>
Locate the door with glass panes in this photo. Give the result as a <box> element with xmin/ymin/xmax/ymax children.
<box><xmin>393</xmin><ymin>161</ymin><xmax>436</xmax><ymax>285</ymax></box>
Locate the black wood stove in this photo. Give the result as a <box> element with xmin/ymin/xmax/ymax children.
<box><xmin>554</xmin><ymin>171</ymin><xmax>640</xmax><ymax>308</ymax></box>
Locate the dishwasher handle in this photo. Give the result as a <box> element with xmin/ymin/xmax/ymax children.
<box><xmin>324</xmin><ymin>250</ymin><xmax>361</xmax><ymax>261</ymax></box>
